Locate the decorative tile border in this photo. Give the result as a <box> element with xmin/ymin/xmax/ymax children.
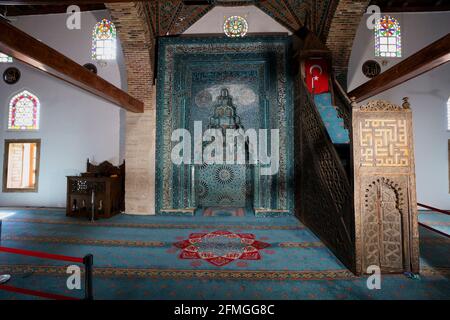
<box><xmin>279</xmin><ymin>242</ymin><xmax>325</xmax><ymax>248</ymax></box>
<box><xmin>255</xmin><ymin>211</ymin><xmax>294</xmax><ymax>218</ymax></box>
<box><xmin>159</xmin><ymin>208</ymin><xmax>196</xmax><ymax>217</ymax></box>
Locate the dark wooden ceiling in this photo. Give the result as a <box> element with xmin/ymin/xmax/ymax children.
<box><xmin>0</xmin><ymin>1</ymin><xmax>324</xmax><ymax>36</ymax></box>
<box><xmin>1</xmin><ymin>0</ymin><xmax>449</xmax><ymax>38</ymax></box>
<box><xmin>142</xmin><ymin>0</ymin><xmax>330</xmax><ymax>37</ymax></box>
<box><xmin>370</xmin><ymin>0</ymin><xmax>450</xmax><ymax>12</ymax></box>
<box><xmin>0</xmin><ymin>4</ymin><xmax>105</xmax><ymax>16</ymax></box>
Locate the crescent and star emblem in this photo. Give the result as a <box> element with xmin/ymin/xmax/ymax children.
<box><xmin>309</xmin><ymin>64</ymin><xmax>323</xmax><ymax>89</ymax></box>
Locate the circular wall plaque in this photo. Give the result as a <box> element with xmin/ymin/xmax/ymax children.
<box><xmin>3</xmin><ymin>67</ymin><xmax>21</xmax><ymax>85</ymax></box>
<box><xmin>362</xmin><ymin>60</ymin><xmax>381</xmax><ymax>78</ymax></box>
<box><xmin>83</xmin><ymin>63</ymin><xmax>98</xmax><ymax>74</ymax></box>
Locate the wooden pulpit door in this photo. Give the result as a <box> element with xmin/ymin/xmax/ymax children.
<box><xmin>362</xmin><ymin>179</ymin><xmax>405</xmax><ymax>273</ymax></box>
<box><xmin>378</xmin><ymin>182</ymin><xmax>404</xmax><ymax>271</ymax></box>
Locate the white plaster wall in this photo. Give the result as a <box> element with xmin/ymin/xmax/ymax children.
<box><xmin>348</xmin><ymin>12</ymin><xmax>450</xmax><ymax>209</ymax></box>
<box><xmin>0</xmin><ymin>10</ymin><xmax>126</xmax><ymax>207</ymax></box>
<box><xmin>184</xmin><ymin>5</ymin><xmax>291</xmax><ymax>35</ymax></box>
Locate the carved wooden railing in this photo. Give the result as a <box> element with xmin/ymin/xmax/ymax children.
<box><xmin>296</xmin><ymin>78</ymin><xmax>356</xmax><ymax>272</ymax></box>
<box><xmin>331</xmin><ymin>75</ymin><xmax>353</xmax><ymax>131</ymax></box>
<box><xmin>418</xmin><ymin>203</ymin><xmax>450</xmax><ymax>215</ymax></box>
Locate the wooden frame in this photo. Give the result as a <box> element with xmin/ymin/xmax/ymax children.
<box><xmin>2</xmin><ymin>139</ymin><xmax>41</xmax><ymax>193</ymax></box>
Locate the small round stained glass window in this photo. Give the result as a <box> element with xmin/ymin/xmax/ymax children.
<box><xmin>223</xmin><ymin>16</ymin><xmax>248</xmax><ymax>38</ymax></box>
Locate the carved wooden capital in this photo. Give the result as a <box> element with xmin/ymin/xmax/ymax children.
<box><xmin>359</xmin><ymin>99</ymin><xmax>410</xmax><ymax>112</ymax></box>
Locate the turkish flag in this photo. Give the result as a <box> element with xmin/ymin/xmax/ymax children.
<box><xmin>305</xmin><ymin>58</ymin><xmax>329</xmax><ymax>94</ymax></box>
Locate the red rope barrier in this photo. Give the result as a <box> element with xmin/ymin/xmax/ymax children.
<box><xmin>0</xmin><ymin>246</ymin><xmax>83</xmax><ymax>263</ymax></box>
<box><xmin>0</xmin><ymin>284</ymin><xmax>80</xmax><ymax>300</ymax></box>
<box><xmin>418</xmin><ymin>203</ymin><xmax>450</xmax><ymax>216</ymax></box>
<box><xmin>0</xmin><ymin>221</ymin><xmax>94</xmax><ymax>300</ymax></box>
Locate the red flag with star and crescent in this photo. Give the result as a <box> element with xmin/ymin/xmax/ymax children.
<box><xmin>305</xmin><ymin>58</ymin><xmax>329</xmax><ymax>94</ymax></box>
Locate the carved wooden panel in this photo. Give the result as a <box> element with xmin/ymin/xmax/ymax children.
<box><xmin>296</xmin><ymin>78</ymin><xmax>355</xmax><ymax>271</ymax></box>
<box><xmin>359</xmin><ymin>119</ymin><xmax>409</xmax><ymax>167</ymax></box>
<box><xmin>362</xmin><ymin>177</ymin><xmax>405</xmax><ymax>272</ymax></box>
<box><xmin>353</xmin><ymin>99</ymin><xmax>419</xmax><ymax>274</ymax></box>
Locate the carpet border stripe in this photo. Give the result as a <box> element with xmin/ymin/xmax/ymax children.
<box><xmin>1</xmin><ymin>265</ymin><xmax>448</xmax><ymax>281</ymax></box>
<box><xmin>3</xmin><ymin>218</ymin><xmax>304</xmax><ymax>230</ymax></box>
<box><xmin>1</xmin><ymin>236</ymin><xmax>326</xmax><ymax>249</ymax></box>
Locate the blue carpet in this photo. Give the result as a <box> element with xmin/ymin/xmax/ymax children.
<box><xmin>419</xmin><ymin>210</ymin><xmax>450</xmax><ymax>236</ymax></box>
<box><xmin>314</xmin><ymin>93</ymin><xmax>350</xmax><ymax>144</ymax></box>
<box><xmin>0</xmin><ymin>209</ymin><xmax>448</xmax><ymax>300</ymax></box>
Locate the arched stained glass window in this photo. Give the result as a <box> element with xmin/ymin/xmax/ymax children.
<box><xmin>8</xmin><ymin>90</ymin><xmax>40</xmax><ymax>130</ymax></box>
<box><xmin>375</xmin><ymin>16</ymin><xmax>401</xmax><ymax>58</ymax></box>
<box><xmin>0</xmin><ymin>52</ymin><xmax>12</xmax><ymax>63</ymax></box>
<box><xmin>92</xmin><ymin>19</ymin><xmax>116</xmax><ymax>60</ymax></box>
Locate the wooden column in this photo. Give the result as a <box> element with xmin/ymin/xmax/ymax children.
<box><xmin>352</xmin><ymin>98</ymin><xmax>420</xmax><ymax>274</ymax></box>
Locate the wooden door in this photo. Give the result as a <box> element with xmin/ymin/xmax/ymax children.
<box><xmin>363</xmin><ymin>179</ymin><xmax>404</xmax><ymax>273</ymax></box>
<box><xmin>379</xmin><ymin>182</ymin><xmax>403</xmax><ymax>271</ymax></box>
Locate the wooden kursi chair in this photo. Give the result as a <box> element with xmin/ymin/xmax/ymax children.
<box><xmin>66</xmin><ymin>159</ymin><xmax>125</xmax><ymax>219</ymax></box>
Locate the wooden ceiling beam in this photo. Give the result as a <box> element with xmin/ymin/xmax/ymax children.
<box><xmin>349</xmin><ymin>33</ymin><xmax>450</xmax><ymax>103</ymax></box>
<box><xmin>0</xmin><ymin>18</ymin><xmax>143</xmax><ymax>113</ymax></box>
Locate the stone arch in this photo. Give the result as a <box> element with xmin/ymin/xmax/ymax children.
<box><xmin>325</xmin><ymin>0</ymin><xmax>371</xmax><ymax>87</ymax></box>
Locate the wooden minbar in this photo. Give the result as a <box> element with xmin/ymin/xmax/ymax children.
<box><xmin>66</xmin><ymin>160</ymin><xmax>125</xmax><ymax>219</ymax></box>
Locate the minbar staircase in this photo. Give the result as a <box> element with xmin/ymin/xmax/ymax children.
<box><xmin>295</xmin><ymin>75</ymin><xmax>355</xmax><ymax>272</ymax></box>
<box><xmin>295</xmin><ymin>67</ymin><xmax>420</xmax><ymax>275</ymax></box>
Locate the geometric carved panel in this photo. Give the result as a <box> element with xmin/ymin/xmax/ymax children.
<box><xmin>362</xmin><ymin>177</ymin><xmax>405</xmax><ymax>272</ymax></box>
<box><xmin>360</xmin><ymin>119</ymin><xmax>409</xmax><ymax>167</ymax></box>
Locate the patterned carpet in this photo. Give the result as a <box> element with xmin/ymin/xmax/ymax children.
<box><xmin>0</xmin><ymin>209</ymin><xmax>449</xmax><ymax>300</ymax></box>
<box><xmin>202</xmin><ymin>207</ymin><xmax>246</xmax><ymax>217</ymax></box>
<box><xmin>314</xmin><ymin>93</ymin><xmax>350</xmax><ymax>144</ymax></box>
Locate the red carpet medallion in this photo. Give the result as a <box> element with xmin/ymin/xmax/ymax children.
<box><xmin>174</xmin><ymin>230</ymin><xmax>271</xmax><ymax>266</ymax></box>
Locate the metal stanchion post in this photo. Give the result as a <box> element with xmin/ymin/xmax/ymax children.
<box><xmin>83</xmin><ymin>254</ymin><xmax>94</xmax><ymax>300</ymax></box>
<box><xmin>0</xmin><ymin>220</ymin><xmax>11</xmax><ymax>284</ymax></box>
<box><xmin>91</xmin><ymin>189</ymin><xmax>95</xmax><ymax>222</ymax></box>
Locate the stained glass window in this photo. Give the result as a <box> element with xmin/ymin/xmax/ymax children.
<box><xmin>0</xmin><ymin>52</ymin><xmax>12</xmax><ymax>63</ymax></box>
<box><xmin>92</xmin><ymin>19</ymin><xmax>116</xmax><ymax>60</ymax></box>
<box><xmin>224</xmin><ymin>16</ymin><xmax>248</xmax><ymax>38</ymax></box>
<box><xmin>8</xmin><ymin>90</ymin><xmax>40</xmax><ymax>130</ymax></box>
<box><xmin>375</xmin><ymin>16</ymin><xmax>401</xmax><ymax>58</ymax></box>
